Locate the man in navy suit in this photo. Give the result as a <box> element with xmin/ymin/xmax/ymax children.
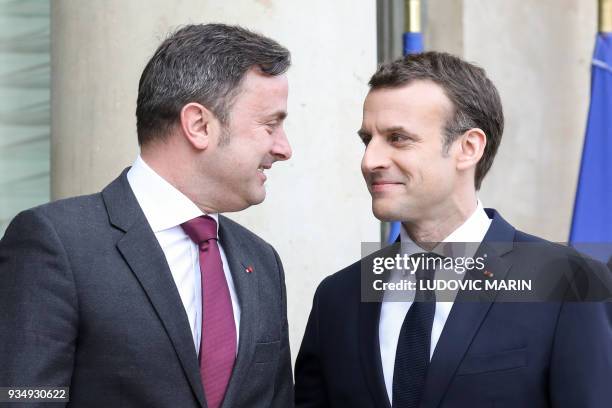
<box><xmin>295</xmin><ymin>52</ymin><xmax>612</xmax><ymax>407</ymax></box>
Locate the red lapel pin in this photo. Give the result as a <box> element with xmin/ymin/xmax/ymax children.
<box><xmin>483</xmin><ymin>270</ymin><xmax>494</xmax><ymax>278</ymax></box>
<box><xmin>245</xmin><ymin>265</ymin><xmax>254</xmax><ymax>274</ymax></box>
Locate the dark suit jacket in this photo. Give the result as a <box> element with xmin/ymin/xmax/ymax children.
<box><xmin>295</xmin><ymin>209</ymin><xmax>612</xmax><ymax>408</ymax></box>
<box><xmin>0</xmin><ymin>170</ymin><xmax>293</xmax><ymax>408</ymax></box>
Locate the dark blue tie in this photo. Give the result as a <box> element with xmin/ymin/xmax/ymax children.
<box><xmin>392</xmin><ymin>252</ymin><xmax>439</xmax><ymax>408</ymax></box>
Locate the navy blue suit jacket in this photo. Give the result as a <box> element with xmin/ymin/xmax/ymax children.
<box><xmin>295</xmin><ymin>210</ymin><xmax>612</xmax><ymax>408</ymax></box>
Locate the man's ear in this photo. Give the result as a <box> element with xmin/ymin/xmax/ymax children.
<box><xmin>179</xmin><ymin>102</ymin><xmax>222</xmax><ymax>150</ymax></box>
<box><xmin>456</xmin><ymin>128</ymin><xmax>487</xmax><ymax>171</ymax></box>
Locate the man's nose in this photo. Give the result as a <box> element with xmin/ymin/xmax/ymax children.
<box><xmin>361</xmin><ymin>138</ymin><xmax>391</xmax><ymax>172</ymax></box>
<box><xmin>272</xmin><ymin>128</ymin><xmax>292</xmax><ymax>161</ymax></box>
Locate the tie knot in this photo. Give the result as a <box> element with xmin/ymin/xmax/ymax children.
<box><xmin>410</xmin><ymin>252</ymin><xmax>444</xmax><ymax>279</ymax></box>
<box><xmin>181</xmin><ymin>215</ymin><xmax>218</xmax><ymax>245</ymax></box>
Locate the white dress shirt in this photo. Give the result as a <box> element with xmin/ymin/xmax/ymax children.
<box><xmin>127</xmin><ymin>156</ymin><xmax>241</xmax><ymax>355</ymax></box>
<box><xmin>379</xmin><ymin>201</ymin><xmax>492</xmax><ymax>402</ymax></box>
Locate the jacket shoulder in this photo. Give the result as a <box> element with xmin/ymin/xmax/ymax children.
<box><xmin>314</xmin><ymin>258</ymin><xmax>363</xmax><ymax>302</ymax></box>
<box><xmin>513</xmin><ymin>229</ymin><xmax>593</xmax><ymax>260</ymax></box>
<box><xmin>5</xmin><ymin>193</ymin><xmax>106</xmax><ymax>235</ymax></box>
<box><xmin>34</xmin><ymin>193</ymin><xmax>104</xmax><ymax>217</ymax></box>
<box><xmin>1</xmin><ymin>197</ymin><xmax>99</xmax><ymax>247</ymax></box>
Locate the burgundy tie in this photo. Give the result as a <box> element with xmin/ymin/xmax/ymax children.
<box><xmin>181</xmin><ymin>216</ymin><xmax>236</xmax><ymax>408</ymax></box>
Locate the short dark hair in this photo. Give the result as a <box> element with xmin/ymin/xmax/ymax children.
<box><xmin>136</xmin><ymin>23</ymin><xmax>291</xmax><ymax>146</ymax></box>
<box><xmin>368</xmin><ymin>51</ymin><xmax>504</xmax><ymax>190</ymax></box>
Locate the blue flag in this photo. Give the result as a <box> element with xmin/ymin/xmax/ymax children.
<box><xmin>386</xmin><ymin>32</ymin><xmax>424</xmax><ymax>243</ymax></box>
<box><xmin>403</xmin><ymin>32</ymin><xmax>424</xmax><ymax>56</ymax></box>
<box><xmin>569</xmin><ymin>33</ymin><xmax>612</xmax><ymax>263</ymax></box>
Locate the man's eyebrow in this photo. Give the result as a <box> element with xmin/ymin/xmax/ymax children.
<box><xmin>381</xmin><ymin>126</ymin><xmax>421</xmax><ymax>140</ymax></box>
<box><xmin>357</xmin><ymin>126</ymin><xmax>421</xmax><ymax>141</ymax></box>
<box><xmin>265</xmin><ymin>110</ymin><xmax>287</xmax><ymax>121</ymax></box>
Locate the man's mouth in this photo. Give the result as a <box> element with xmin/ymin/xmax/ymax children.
<box><xmin>370</xmin><ymin>180</ymin><xmax>404</xmax><ymax>192</ymax></box>
<box><xmin>257</xmin><ymin>164</ymin><xmax>271</xmax><ymax>181</ymax></box>
<box><xmin>257</xmin><ymin>164</ymin><xmax>271</xmax><ymax>173</ymax></box>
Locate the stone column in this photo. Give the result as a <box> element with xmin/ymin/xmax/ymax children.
<box><xmin>425</xmin><ymin>0</ymin><xmax>596</xmax><ymax>241</ymax></box>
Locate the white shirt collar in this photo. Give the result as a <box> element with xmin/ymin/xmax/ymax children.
<box><xmin>126</xmin><ymin>155</ymin><xmax>220</xmax><ymax>235</ymax></box>
<box><xmin>399</xmin><ymin>200</ymin><xmax>491</xmax><ymax>256</ymax></box>
<box><xmin>442</xmin><ymin>200</ymin><xmax>491</xmax><ymax>243</ymax></box>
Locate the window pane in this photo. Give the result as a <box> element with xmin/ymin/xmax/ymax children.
<box><xmin>0</xmin><ymin>0</ymin><xmax>50</xmax><ymax>235</ymax></box>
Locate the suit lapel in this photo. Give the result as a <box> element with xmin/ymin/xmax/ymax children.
<box><xmin>359</xmin><ymin>243</ymin><xmax>409</xmax><ymax>408</ymax></box>
<box><xmin>359</xmin><ymin>245</ymin><xmax>400</xmax><ymax>408</ymax></box>
<box><xmin>217</xmin><ymin>216</ymin><xmax>260</xmax><ymax>408</ymax></box>
<box><xmin>420</xmin><ymin>210</ymin><xmax>515</xmax><ymax>408</ymax></box>
<box><xmin>359</xmin><ymin>298</ymin><xmax>392</xmax><ymax>408</ymax></box>
<box><xmin>103</xmin><ymin>170</ymin><xmax>207</xmax><ymax>408</ymax></box>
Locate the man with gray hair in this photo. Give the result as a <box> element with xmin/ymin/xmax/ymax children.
<box><xmin>0</xmin><ymin>24</ymin><xmax>293</xmax><ymax>408</ymax></box>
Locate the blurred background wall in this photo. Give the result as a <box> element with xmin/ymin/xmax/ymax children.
<box><xmin>0</xmin><ymin>0</ymin><xmax>599</xmax><ymax>359</ymax></box>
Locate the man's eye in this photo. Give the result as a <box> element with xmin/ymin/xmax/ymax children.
<box><xmin>265</xmin><ymin>123</ymin><xmax>278</xmax><ymax>133</ymax></box>
<box><xmin>360</xmin><ymin>136</ymin><xmax>371</xmax><ymax>146</ymax></box>
<box><xmin>390</xmin><ymin>133</ymin><xmax>406</xmax><ymax>143</ymax></box>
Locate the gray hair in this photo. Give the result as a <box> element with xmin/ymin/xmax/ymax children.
<box><xmin>136</xmin><ymin>23</ymin><xmax>291</xmax><ymax>146</ymax></box>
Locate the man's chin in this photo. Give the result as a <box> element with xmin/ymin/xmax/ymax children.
<box><xmin>217</xmin><ymin>191</ymin><xmax>265</xmax><ymax>213</ymax></box>
<box><xmin>248</xmin><ymin>189</ymin><xmax>266</xmax><ymax>206</ymax></box>
<box><xmin>371</xmin><ymin>203</ymin><xmax>403</xmax><ymax>222</ymax></box>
